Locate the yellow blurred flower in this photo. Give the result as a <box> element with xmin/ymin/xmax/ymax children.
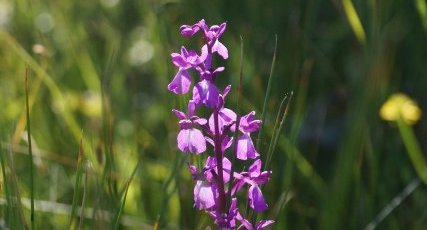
<box><xmin>380</xmin><ymin>93</ymin><xmax>422</xmax><ymax>124</ymax></box>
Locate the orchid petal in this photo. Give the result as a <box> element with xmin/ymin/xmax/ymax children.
<box><xmin>172</xmin><ymin>109</ymin><xmax>186</xmax><ymax>120</ymax></box>
<box><xmin>168</xmin><ymin>69</ymin><xmax>191</xmax><ymax>94</ymax></box>
<box><xmin>177</xmin><ymin>128</ymin><xmax>206</xmax><ymax>154</ymax></box>
<box><xmin>194</xmin><ymin>180</ymin><xmax>215</xmax><ymax>210</ymax></box>
<box><xmin>193</xmin><ymin>80</ymin><xmax>219</xmax><ymax>108</ymax></box>
<box><xmin>212</xmin><ymin>40</ymin><xmax>228</xmax><ymax>59</ymax></box>
<box><xmin>248</xmin><ymin>185</ymin><xmax>268</xmax><ymax>212</ymax></box>
<box><xmin>255</xmin><ymin>220</ymin><xmax>275</xmax><ymax>230</ymax></box>
<box><xmin>237</xmin><ymin>134</ymin><xmax>259</xmax><ymax>160</ymax></box>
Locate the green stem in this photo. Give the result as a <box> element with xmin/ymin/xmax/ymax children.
<box><xmin>396</xmin><ymin>119</ymin><xmax>427</xmax><ymax>184</ymax></box>
<box><xmin>25</xmin><ymin>69</ymin><xmax>35</xmax><ymax>230</ymax></box>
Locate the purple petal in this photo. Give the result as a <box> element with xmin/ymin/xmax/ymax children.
<box><xmin>222</xmin><ymin>85</ymin><xmax>231</xmax><ymax>99</ymax></box>
<box><xmin>171</xmin><ymin>52</ymin><xmax>190</xmax><ymax>69</ymax></box>
<box><xmin>172</xmin><ymin>109</ymin><xmax>186</xmax><ymax>120</ymax></box>
<box><xmin>221</xmin><ymin>135</ymin><xmax>233</xmax><ymax>153</ymax></box>
<box><xmin>213</xmin><ymin>66</ymin><xmax>225</xmax><ymax>74</ymax></box>
<box><xmin>187</xmin><ymin>100</ymin><xmax>196</xmax><ymax>117</ymax></box>
<box><xmin>217</xmin><ymin>22</ymin><xmax>227</xmax><ymax>37</ymax></box>
<box><xmin>252</xmin><ymin>171</ymin><xmax>271</xmax><ymax>186</ymax></box>
<box><xmin>185</xmin><ymin>49</ymin><xmax>204</xmax><ymax>66</ymax></box>
<box><xmin>220</xmin><ymin>108</ymin><xmax>237</xmax><ymax>131</ymax></box>
<box><xmin>255</xmin><ymin>220</ymin><xmax>275</xmax><ymax>230</ymax></box>
<box><xmin>248</xmin><ymin>159</ymin><xmax>262</xmax><ymax>177</ymax></box>
<box><xmin>193</xmin><ymin>117</ymin><xmax>207</xmax><ymax>126</ymax></box>
<box><xmin>178</xmin><ymin>119</ymin><xmax>192</xmax><ymax>130</ymax></box>
<box><xmin>194</xmin><ymin>180</ymin><xmax>215</xmax><ymax>210</ymax></box>
<box><xmin>248</xmin><ymin>185</ymin><xmax>268</xmax><ymax>212</ymax></box>
<box><xmin>187</xmin><ymin>163</ymin><xmax>199</xmax><ymax>180</ymax></box>
<box><xmin>236</xmin><ymin>212</ymin><xmax>254</xmax><ymax>230</ymax></box>
<box><xmin>227</xmin><ymin>198</ymin><xmax>238</xmax><ymax>228</ymax></box>
<box><xmin>179</xmin><ymin>25</ymin><xmax>200</xmax><ymax>37</ymax></box>
<box><xmin>240</xmin><ymin>111</ymin><xmax>261</xmax><ymax>133</ymax></box>
<box><xmin>231</xmin><ymin>174</ymin><xmax>246</xmax><ymax>195</ymax></box>
<box><xmin>205</xmin><ymin>137</ymin><xmax>214</xmax><ymax>147</ymax></box>
<box><xmin>209</xmin><ymin>108</ymin><xmax>237</xmax><ymax>134</ymax></box>
<box><xmin>177</xmin><ymin>128</ymin><xmax>206</xmax><ymax>154</ymax></box>
<box><xmin>192</xmin><ymin>80</ymin><xmax>220</xmax><ymax>108</ymax></box>
<box><xmin>180</xmin><ymin>19</ymin><xmax>207</xmax><ymax>36</ymax></box>
<box><xmin>200</xmin><ymin>45</ymin><xmax>208</xmax><ymax>63</ymax></box>
<box><xmin>205</xmin><ymin>157</ymin><xmax>232</xmax><ymax>183</ymax></box>
<box><xmin>168</xmin><ymin>69</ymin><xmax>191</xmax><ymax>94</ymax></box>
<box><xmin>212</xmin><ymin>40</ymin><xmax>228</xmax><ymax>59</ymax></box>
<box><xmin>222</xmin><ymin>157</ymin><xmax>232</xmax><ymax>183</ymax></box>
<box><xmin>180</xmin><ymin>26</ymin><xmax>198</xmax><ymax>36</ymax></box>
<box><xmin>236</xmin><ymin>134</ymin><xmax>259</xmax><ymax>160</ymax></box>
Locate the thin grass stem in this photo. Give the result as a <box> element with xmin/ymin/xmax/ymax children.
<box><xmin>114</xmin><ymin>162</ymin><xmax>138</xmax><ymax>229</ymax></box>
<box><xmin>78</xmin><ymin>164</ymin><xmax>88</xmax><ymax>230</ymax></box>
<box><xmin>25</xmin><ymin>68</ymin><xmax>35</xmax><ymax>229</ymax></box>
<box><xmin>265</xmin><ymin>92</ymin><xmax>293</xmax><ymax>170</ymax></box>
<box><xmin>256</xmin><ymin>35</ymin><xmax>278</xmax><ymax>151</ymax></box>
<box><xmin>69</xmin><ymin>136</ymin><xmax>84</xmax><ymax>229</ymax></box>
<box><xmin>364</xmin><ymin>178</ymin><xmax>420</xmax><ymax>230</ymax></box>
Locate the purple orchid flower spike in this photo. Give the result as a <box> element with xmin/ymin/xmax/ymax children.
<box><xmin>168</xmin><ymin>46</ymin><xmax>208</xmax><ymax>94</ymax></box>
<box><xmin>170</xmin><ymin>20</ymin><xmax>274</xmax><ymax>229</ymax></box>
<box><xmin>172</xmin><ymin>100</ymin><xmax>207</xmax><ymax>154</ymax></box>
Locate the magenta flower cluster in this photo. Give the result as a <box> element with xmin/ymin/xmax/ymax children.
<box><xmin>168</xmin><ymin>19</ymin><xmax>274</xmax><ymax>229</ymax></box>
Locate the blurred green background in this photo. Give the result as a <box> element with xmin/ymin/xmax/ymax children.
<box><xmin>0</xmin><ymin>0</ymin><xmax>426</xmax><ymax>229</ymax></box>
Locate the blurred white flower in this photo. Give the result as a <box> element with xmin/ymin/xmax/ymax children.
<box><xmin>35</xmin><ymin>12</ymin><xmax>55</xmax><ymax>33</ymax></box>
<box><xmin>100</xmin><ymin>0</ymin><xmax>120</xmax><ymax>8</ymax></box>
<box><xmin>128</xmin><ymin>39</ymin><xmax>154</xmax><ymax>66</ymax></box>
<box><xmin>0</xmin><ymin>0</ymin><xmax>13</xmax><ymax>29</ymax></box>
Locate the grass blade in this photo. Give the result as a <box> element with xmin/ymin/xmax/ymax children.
<box><xmin>114</xmin><ymin>162</ymin><xmax>139</xmax><ymax>229</ymax></box>
<box><xmin>69</xmin><ymin>135</ymin><xmax>85</xmax><ymax>229</ymax></box>
<box><xmin>78</xmin><ymin>164</ymin><xmax>88</xmax><ymax>230</ymax></box>
<box><xmin>415</xmin><ymin>0</ymin><xmax>427</xmax><ymax>32</ymax></box>
<box><xmin>25</xmin><ymin>68</ymin><xmax>35</xmax><ymax>229</ymax></box>
<box><xmin>157</xmin><ymin>152</ymin><xmax>187</xmax><ymax>228</ymax></box>
<box><xmin>265</xmin><ymin>92</ymin><xmax>293</xmax><ymax>170</ymax></box>
<box><xmin>256</xmin><ymin>35</ymin><xmax>278</xmax><ymax>150</ymax></box>
<box><xmin>364</xmin><ymin>178</ymin><xmax>420</xmax><ymax>230</ymax></box>
<box><xmin>7</xmin><ymin>142</ymin><xmax>27</xmax><ymax>228</ymax></box>
<box><xmin>0</xmin><ymin>142</ymin><xmax>13</xmax><ymax>226</ymax></box>
<box><xmin>342</xmin><ymin>0</ymin><xmax>366</xmax><ymax>44</ymax></box>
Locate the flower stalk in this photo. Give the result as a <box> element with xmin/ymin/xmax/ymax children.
<box><xmin>168</xmin><ymin>19</ymin><xmax>274</xmax><ymax>229</ymax></box>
